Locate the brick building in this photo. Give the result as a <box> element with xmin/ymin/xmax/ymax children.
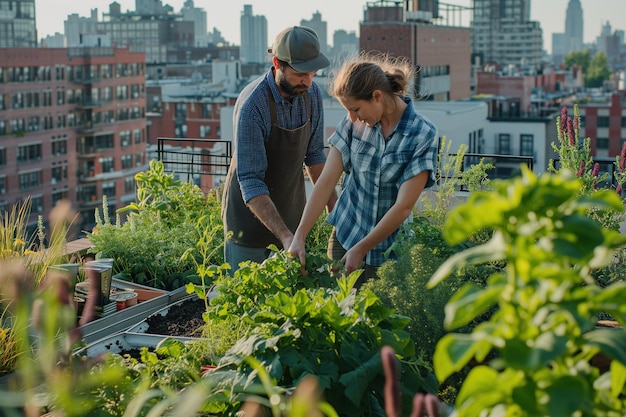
<box><xmin>359</xmin><ymin>2</ymin><xmax>471</xmax><ymax>100</ymax></box>
<box><xmin>0</xmin><ymin>47</ymin><xmax>148</xmax><ymax>233</ymax></box>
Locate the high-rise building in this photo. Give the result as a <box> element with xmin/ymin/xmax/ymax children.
<box><xmin>182</xmin><ymin>0</ymin><xmax>208</xmax><ymax>47</ymax></box>
<box><xmin>360</xmin><ymin>1</ymin><xmax>471</xmax><ymax>100</ymax></box>
<box><xmin>0</xmin><ymin>47</ymin><xmax>148</xmax><ymax>231</ymax></box>
<box><xmin>239</xmin><ymin>5</ymin><xmax>268</xmax><ymax>65</ymax></box>
<box><xmin>471</xmin><ymin>0</ymin><xmax>543</xmax><ymax>68</ymax></box>
<box><xmin>332</xmin><ymin>29</ymin><xmax>359</xmax><ymax>60</ymax></box>
<box><xmin>65</xmin><ymin>9</ymin><xmax>99</xmax><ymax>48</ymax></box>
<box><xmin>552</xmin><ymin>0</ymin><xmax>584</xmax><ymax>65</ymax></box>
<box><xmin>301</xmin><ymin>11</ymin><xmax>328</xmax><ymax>57</ymax></box>
<box><xmin>98</xmin><ymin>2</ymin><xmax>194</xmax><ymax>64</ymax></box>
<box><xmin>0</xmin><ymin>0</ymin><xmax>37</xmax><ymax>48</ymax></box>
<box><xmin>565</xmin><ymin>0</ymin><xmax>584</xmax><ymax>51</ymax></box>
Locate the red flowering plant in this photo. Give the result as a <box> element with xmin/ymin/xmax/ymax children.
<box><xmin>550</xmin><ymin>105</ymin><xmax>626</xmax><ymax>231</ymax></box>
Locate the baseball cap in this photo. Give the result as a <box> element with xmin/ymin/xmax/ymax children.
<box><xmin>268</xmin><ymin>26</ymin><xmax>330</xmax><ymax>73</ymax></box>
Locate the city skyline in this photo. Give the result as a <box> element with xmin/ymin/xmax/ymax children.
<box><xmin>34</xmin><ymin>0</ymin><xmax>625</xmax><ymax>54</ymax></box>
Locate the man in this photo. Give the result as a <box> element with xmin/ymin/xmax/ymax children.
<box><xmin>222</xmin><ymin>25</ymin><xmax>337</xmax><ymax>271</ymax></box>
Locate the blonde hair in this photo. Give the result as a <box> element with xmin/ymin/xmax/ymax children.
<box><xmin>328</xmin><ymin>52</ymin><xmax>416</xmax><ymax>101</ymax></box>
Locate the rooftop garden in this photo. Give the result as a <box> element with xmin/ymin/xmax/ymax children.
<box><xmin>1</xmin><ymin>106</ymin><xmax>626</xmax><ymax>416</ymax></box>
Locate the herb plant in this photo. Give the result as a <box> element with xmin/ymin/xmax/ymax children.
<box><xmin>429</xmin><ymin>166</ymin><xmax>626</xmax><ymax>416</ymax></box>
<box><xmin>88</xmin><ymin>161</ymin><xmax>224</xmax><ymax>290</ymax></box>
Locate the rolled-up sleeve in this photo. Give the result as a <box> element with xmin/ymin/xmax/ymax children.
<box><xmin>234</xmin><ymin>98</ymin><xmax>271</xmax><ymax>203</ymax></box>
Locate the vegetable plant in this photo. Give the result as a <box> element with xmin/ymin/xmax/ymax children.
<box><xmin>88</xmin><ymin>161</ymin><xmax>224</xmax><ymax>290</ymax></box>
<box><xmin>429</xmin><ymin>166</ymin><xmax>626</xmax><ymax>416</ymax></box>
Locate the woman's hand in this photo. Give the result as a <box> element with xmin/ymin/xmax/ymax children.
<box><xmin>287</xmin><ymin>237</ymin><xmax>308</xmax><ymax>276</ymax></box>
<box><xmin>342</xmin><ymin>245</ymin><xmax>367</xmax><ymax>275</ymax></box>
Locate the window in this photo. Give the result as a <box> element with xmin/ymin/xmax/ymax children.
<box><xmin>0</xmin><ymin>176</ymin><xmax>6</xmax><ymax>194</ymax></box>
<box><xmin>498</xmin><ymin>134</ymin><xmax>511</xmax><ymax>155</ymax></box>
<box><xmin>520</xmin><ymin>134</ymin><xmax>534</xmax><ymax>157</ymax></box>
<box><xmin>17</xmin><ymin>143</ymin><xmax>42</xmax><ymax>164</ymax></box>
<box><xmin>52</xmin><ymin>190</ymin><xmax>68</xmax><ymax>205</ymax></box>
<box><xmin>133</xmin><ymin>129</ymin><xmax>141</xmax><ymax>144</ymax></box>
<box><xmin>121</xmin><ymin>155</ymin><xmax>133</xmax><ymax>169</ymax></box>
<box><xmin>102</xmin><ymin>181</ymin><xmax>116</xmax><ymax>198</ymax></box>
<box><xmin>0</xmin><ymin>148</ymin><xmax>5</xmax><ymax>167</ymax></box>
<box><xmin>622</xmin><ymin>117</ymin><xmax>626</xmax><ymax>128</ymax></box>
<box><xmin>32</xmin><ymin>196</ymin><xmax>43</xmax><ymax>213</ymax></box>
<box><xmin>200</xmin><ymin>125</ymin><xmax>211</xmax><ymax>138</ymax></box>
<box><xmin>597</xmin><ymin>116</ymin><xmax>610</xmax><ymax>128</ymax></box>
<box><xmin>597</xmin><ymin>138</ymin><xmax>609</xmax><ymax>150</ymax></box>
<box><xmin>52</xmin><ymin>139</ymin><xmax>67</xmax><ymax>155</ymax></box>
<box><xmin>120</xmin><ymin>131</ymin><xmax>131</xmax><ymax>147</ymax></box>
<box><xmin>51</xmin><ymin>164</ymin><xmax>67</xmax><ymax>183</ymax></box>
<box><xmin>19</xmin><ymin>170</ymin><xmax>42</xmax><ymax>190</ymax></box>
<box><xmin>124</xmin><ymin>177</ymin><xmax>135</xmax><ymax>193</ymax></box>
<box><xmin>100</xmin><ymin>157</ymin><xmax>115</xmax><ymax>173</ymax></box>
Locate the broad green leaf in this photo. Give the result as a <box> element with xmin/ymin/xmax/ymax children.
<box><xmin>338</xmin><ymin>352</ymin><xmax>381</xmax><ymax>406</ymax></box>
<box><xmin>545</xmin><ymin>375</ymin><xmax>592</xmax><ymax>417</ymax></box>
<box><xmin>433</xmin><ymin>333</ymin><xmax>490</xmax><ymax>382</ymax></box>
<box><xmin>428</xmin><ymin>232</ymin><xmax>506</xmax><ymax>288</ymax></box>
<box><xmin>610</xmin><ymin>360</ymin><xmax>626</xmax><ymax>398</ymax></box>
<box><xmin>444</xmin><ymin>282</ymin><xmax>503</xmax><ymax>329</ymax></box>
<box><xmin>583</xmin><ymin>328</ymin><xmax>626</xmax><ymax>366</ymax></box>
<box><xmin>155</xmin><ymin>337</ymin><xmax>185</xmax><ymax>357</ymax></box>
<box><xmin>455</xmin><ymin>366</ymin><xmax>513</xmax><ymax>414</ymax></box>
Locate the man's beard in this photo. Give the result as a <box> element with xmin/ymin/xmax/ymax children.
<box><xmin>278</xmin><ymin>73</ymin><xmax>308</xmax><ymax>98</ymax></box>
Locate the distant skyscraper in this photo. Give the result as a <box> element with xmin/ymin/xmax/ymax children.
<box><xmin>182</xmin><ymin>0</ymin><xmax>208</xmax><ymax>47</ymax></box>
<box><xmin>565</xmin><ymin>0</ymin><xmax>583</xmax><ymax>51</ymax></box>
<box><xmin>0</xmin><ymin>0</ymin><xmax>37</xmax><ymax>47</ymax></box>
<box><xmin>471</xmin><ymin>0</ymin><xmax>543</xmax><ymax>68</ymax></box>
<box><xmin>239</xmin><ymin>5</ymin><xmax>268</xmax><ymax>64</ymax></box>
<box><xmin>551</xmin><ymin>0</ymin><xmax>584</xmax><ymax>65</ymax></box>
<box><xmin>65</xmin><ymin>9</ymin><xmax>99</xmax><ymax>48</ymax></box>
<box><xmin>301</xmin><ymin>11</ymin><xmax>328</xmax><ymax>56</ymax></box>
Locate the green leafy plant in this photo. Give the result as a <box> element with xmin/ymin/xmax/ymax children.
<box><xmin>429</xmin><ymin>166</ymin><xmax>626</xmax><ymax>416</ymax></box>
<box><xmin>418</xmin><ymin>136</ymin><xmax>493</xmax><ymax>230</ymax></box>
<box><xmin>202</xmin><ymin>252</ymin><xmax>437</xmax><ymax>417</ymax></box>
<box><xmin>88</xmin><ymin>162</ymin><xmax>224</xmax><ymax>290</ymax></box>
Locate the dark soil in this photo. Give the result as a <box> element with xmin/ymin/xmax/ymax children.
<box><xmin>144</xmin><ymin>298</ymin><xmax>206</xmax><ymax>338</ymax></box>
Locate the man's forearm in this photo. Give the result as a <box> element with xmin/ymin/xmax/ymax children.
<box><xmin>246</xmin><ymin>194</ymin><xmax>292</xmax><ymax>245</ymax></box>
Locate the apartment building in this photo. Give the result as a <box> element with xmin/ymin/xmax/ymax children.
<box><xmin>359</xmin><ymin>1</ymin><xmax>472</xmax><ymax>100</ymax></box>
<box><xmin>0</xmin><ymin>47</ymin><xmax>148</xmax><ymax>232</ymax></box>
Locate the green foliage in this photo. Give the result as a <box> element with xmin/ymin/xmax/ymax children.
<box><xmin>204</xmin><ymin>252</ymin><xmax>437</xmax><ymax>417</ymax></box>
<box><xmin>563</xmin><ymin>49</ymin><xmax>612</xmax><ymax>88</ymax></box>
<box><xmin>88</xmin><ymin>161</ymin><xmax>224</xmax><ymax>290</ymax></box>
<box><xmin>550</xmin><ymin>105</ymin><xmax>626</xmax><ymax>231</ymax></box>
<box><xmin>419</xmin><ymin>136</ymin><xmax>493</xmax><ymax>229</ymax></box>
<box><xmin>428</xmin><ymin>166</ymin><xmax>626</xmax><ymax>416</ymax></box>
<box><xmin>563</xmin><ymin>49</ymin><xmax>592</xmax><ymax>74</ymax></box>
<box><xmin>365</xmin><ymin>217</ymin><xmax>501</xmax><ymax>404</ymax></box>
<box><xmin>586</xmin><ymin>51</ymin><xmax>613</xmax><ymax>88</ymax></box>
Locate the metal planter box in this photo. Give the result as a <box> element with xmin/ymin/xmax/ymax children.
<box><xmin>77</xmin><ymin>278</ymin><xmax>188</xmax><ymax>345</ymax></box>
<box><xmin>74</xmin><ymin>332</ymin><xmax>198</xmax><ymax>359</ymax></box>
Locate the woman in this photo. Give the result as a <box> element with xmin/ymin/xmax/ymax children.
<box><xmin>288</xmin><ymin>53</ymin><xmax>439</xmax><ymax>287</ymax></box>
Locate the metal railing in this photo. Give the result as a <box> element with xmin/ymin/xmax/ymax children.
<box><xmin>156</xmin><ymin>138</ymin><xmax>232</xmax><ymax>189</ymax></box>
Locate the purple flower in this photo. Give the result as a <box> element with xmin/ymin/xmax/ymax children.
<box><xmin>577</xmin><ymin>160</ymin><xmax>585</xmax><ymax>177</ymax></box>
<box><xmin>592</xmin><ymin>162</ymin><xmax>599</xmax><ymax>177</ymax></box>
<box><xmin>620</xmin><ymin>142</ymin><xmax>626</xmax><ymax>173</ymax></box>
<box><xmin>617</xmin><ymin>184</ymin><xmax>622</xmax><ymax>196</ymax></box>
<box><xmin>567</xmin><ymin>118</ymin><xmax>575</xmax><ymax>146</ymax></box>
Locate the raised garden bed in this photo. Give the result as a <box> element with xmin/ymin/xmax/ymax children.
<box><xmin>126</xmin><ymin>295</ymin><xmax>206</xmax><ymax>339</ymax></box>
<box><xmin>76</xmin><ymin>278</ymin><xmax>189</xmax><ymax>345</ymax></box>
<box><xmin>73</xmin><ymin>332</ymin><xmax>198</xmax><ymax>359</ymax></box>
